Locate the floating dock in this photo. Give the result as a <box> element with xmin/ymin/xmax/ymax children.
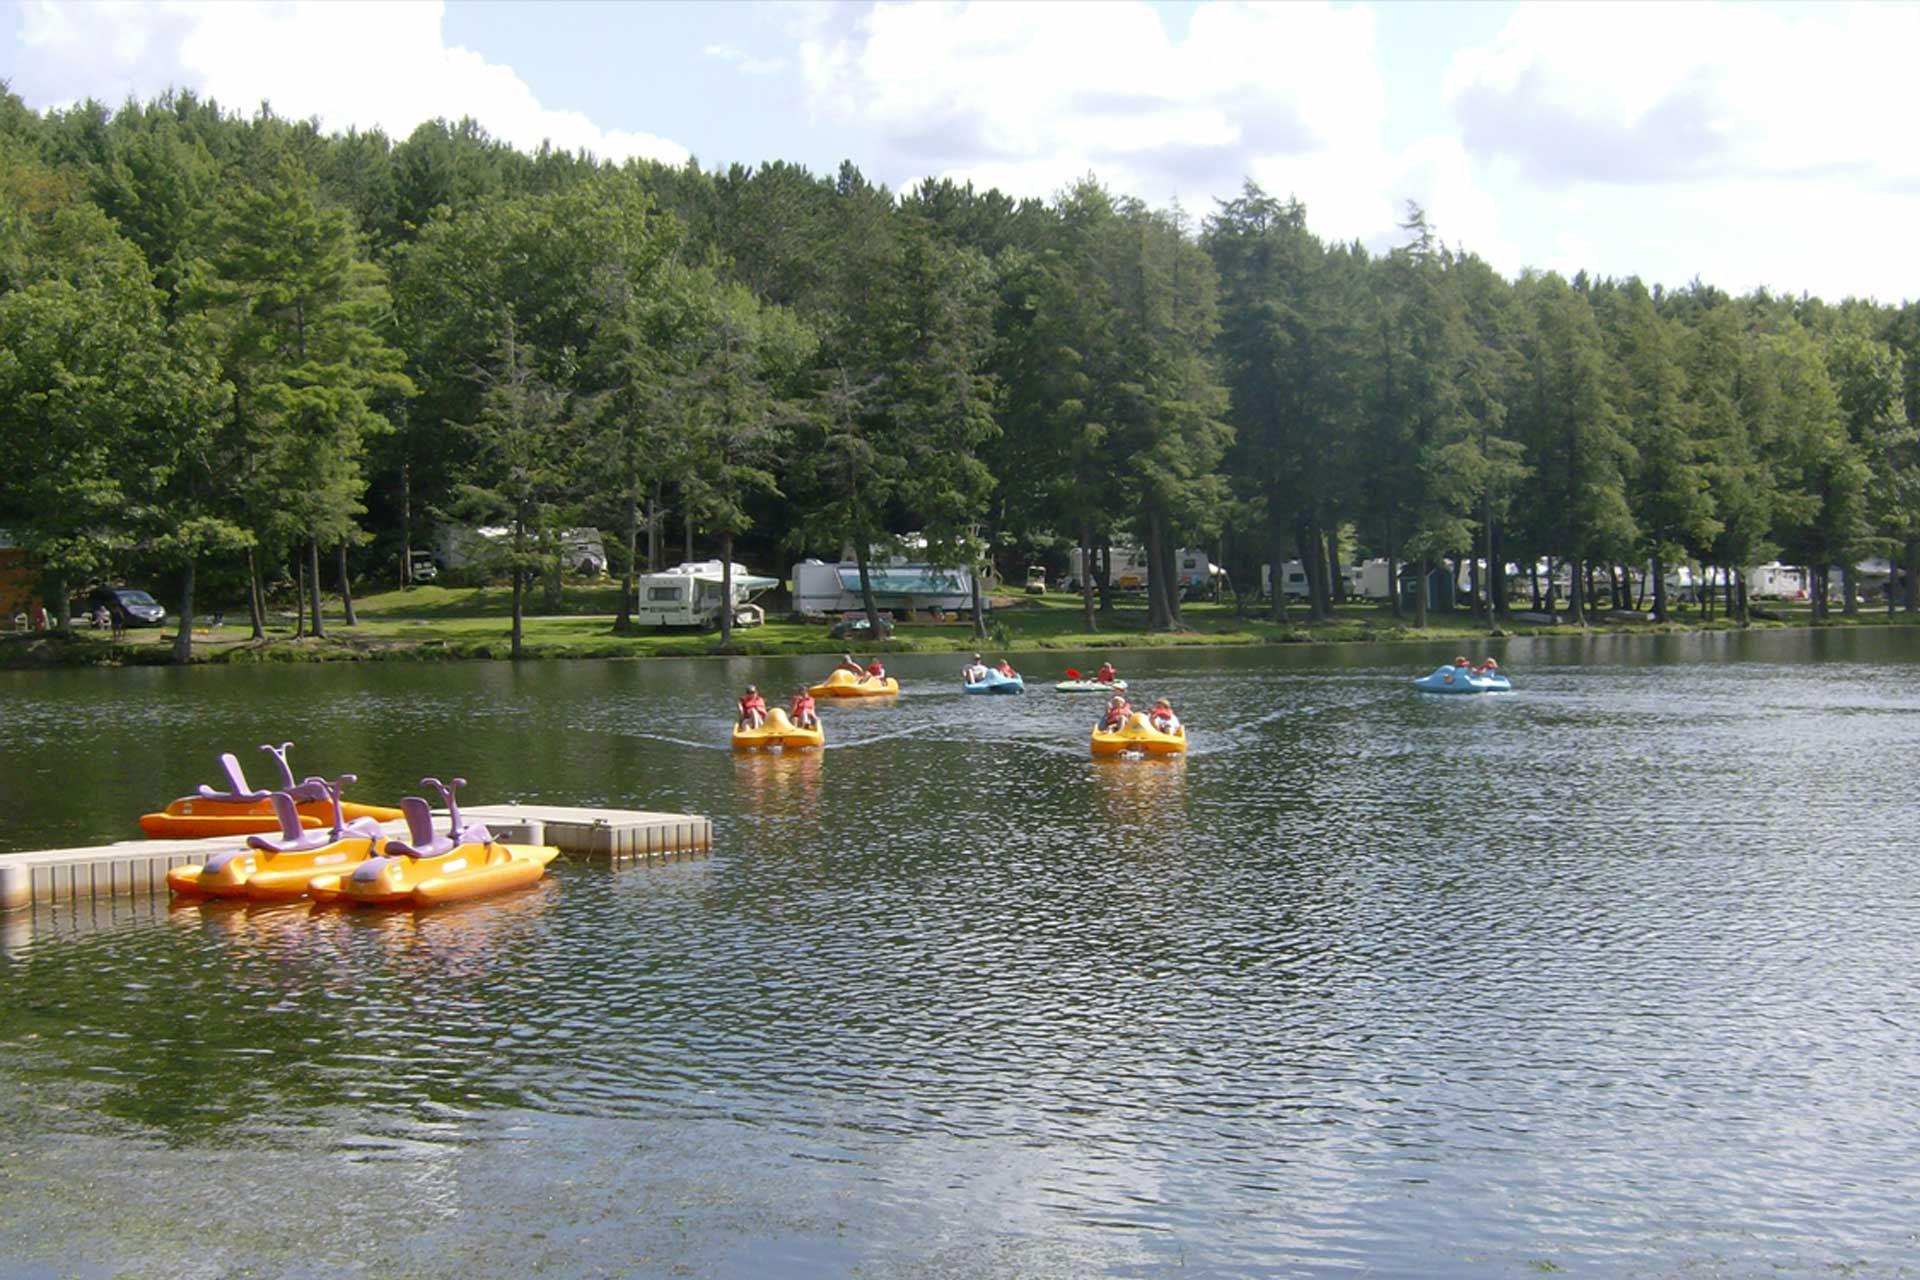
<box><xmin>0</xmin><ymin>804</ymin><xmax>712</xmax><ymax>911</ymax></box>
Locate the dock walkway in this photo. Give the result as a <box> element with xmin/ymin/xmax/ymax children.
<box><xmin>0</xmin><ymin>804</ymin><xmax>712</xmax><ymax>910</ymax></box>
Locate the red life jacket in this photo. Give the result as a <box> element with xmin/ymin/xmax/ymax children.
<box><xmin>1096</xmin><ymin>666</ymin><xmax>1116</xmax><ymax>682</ymax></box>
<box><xmin>866</xmin><ymin>663</ymin><xmax>885</xmax><ymax>678</ymax></box>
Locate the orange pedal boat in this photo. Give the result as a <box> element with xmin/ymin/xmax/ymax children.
<box><xmin>140</xmin><ymin>743</ymin><xmax>403</xmax><ymax>839</ymax></box>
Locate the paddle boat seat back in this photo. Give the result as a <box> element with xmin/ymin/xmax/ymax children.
<box><xmin>198</xmin><ymin>752</ymin><xmax>271</xmax><ymax>804</ymax></box>
<box><xmin>245</xmin><ymin>792</ymin><xmax>339</xmax><ymax>854</ymax></box>
<box><xmin>385</xmin><ymin>796</ymin><xmax>457</xmax><ymax>859</ymax></box>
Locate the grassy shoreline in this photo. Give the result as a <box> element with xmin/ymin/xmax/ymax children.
<box><xmin>3</xmin><ymin>587</ymin><xmax>1914</xmax><ymax>668</ymax></box>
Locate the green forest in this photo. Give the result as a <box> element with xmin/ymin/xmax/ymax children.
<box><xmin>4</xmin><ymin>89</ymin><xmax>1918</xmax><ymax>662</ymax></box>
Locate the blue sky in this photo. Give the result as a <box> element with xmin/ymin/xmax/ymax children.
<box><xmin>5</xmin><ymin>1</ymin><xmax>1915</xmax><ymax>302</ymax></box>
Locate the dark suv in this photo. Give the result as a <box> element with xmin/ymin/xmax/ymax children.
<box><xmin>87</xmin><ymin>586</ymin><xmax>167</xmax><ymax>627</ymax></box>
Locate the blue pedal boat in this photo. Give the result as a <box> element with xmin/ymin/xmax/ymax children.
<box><xmin>1412</xmin><ymin>664</ymin><xmax>1511</xmax><ymax>694</ymax></box>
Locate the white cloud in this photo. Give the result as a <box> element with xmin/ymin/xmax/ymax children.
<box><xmin>1444</xmin><ymin>2</ymin><xmax>1918</xmax><ymax>187</ymax></box>
<box><xmin>13</xmin><ymin>0</ymin><xmax>691</xmax><ymax>165</ymax></box>
<box><xmin>787</xmin><ymin>0</ymin><xmax>1422</xmax><ymax>244</ymax></box>
<box><xmin>1440</xmin><ymin>2</ymin><xmax>1920</xmax><ymax>299</ymax></box>
<box><xmin>705</xmin><ymin>42</ymin><xmax>788</xmax><ymax>77</ymax></box>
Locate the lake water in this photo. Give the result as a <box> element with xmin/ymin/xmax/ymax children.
<box><xmin>3</xmin><ymin>630</ymin><xmax>1918</xmax><ymax>1278</ymax></box>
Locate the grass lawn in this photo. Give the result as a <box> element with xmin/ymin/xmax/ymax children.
<box><xmin>5</xmin><ymin>584</ymin><xmax>1917</xmax><ymax>667</ymax></box>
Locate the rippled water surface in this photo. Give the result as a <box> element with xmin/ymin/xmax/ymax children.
<box><xmin>4</xmin><ymin>631</ymin><xmax>1920</xmax><ymax>1278</ymax></box>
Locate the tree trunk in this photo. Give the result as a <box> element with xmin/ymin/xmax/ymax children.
<box><xmin>1097</xmin><ymin>541</ymin><xmax>1112</xmax><ymax>615</ymax></box>
<box><xmin>307</xmin><ymin>541</ymin><xmax>326</xmax><ymax>639</ymax></box>
<box><xmin>854</xmin><ymin>540</ymin><xmax>883</xmax><ymax>635</ymax></box>
<box><xmin>1529</xmin><ymin>561</ymin><xmax>1542</xmax><ymax>613</ymax></box>
<box><xmin>1415</xmin><ymin>556</ymin><xmax>1429</xmax><ymax>629</ymax></box>
<box><xmin>172</xmin><ymin>558</ymin><xmax>195</xmax><ymax>664</ymax></box>
<box><xmin>1269</xmin><ymin>526</ymin><xmax>1289</xmax><ymax>623</ymax></box>
<box><xmin>1080</xmin><ymin>523</ymin><xmax>1097</xmax><ymax>632</ymax></box>
<box><xmin>1842</xmin><ymin>562</ymin><xmax>1859</xmax><ymax>616</ymax></box>
<box><xmin>971</xmin><ymin>566</ymin><xmax>988</xmax><ymax>640</ymax></box>
<box><xmin>1145</xmin><ymin>511</ymin><xmax>1172</xmax><ymax>630</ymax></box>
<box><xmin>615</xmin><ymin>487</ymin><xmax>638</xmax><ymax>634</ymax></box>
<box><xmin>1163</xmin><ymin>523</ymin><xmax>1184</xmax><ymax>627</ymax></box>
<box><xmin>649</xmin><ymin>479</ymin><xmax>663</xmax><ymax>572</ymax></box>
<box><xmin>1491</xmin><ymin>521</ymin><xmax>1510</xmax><ymax>622</ymax></box>
<box><xmin>1387</xmin><ymin>556</ymin><xmax>1401</xmax><ymax>619</ymax></box>
<box><xmin>719</xmin><ymin>532</ymin><xmax>735</xmax><ymax>648</ymax></box>
<box><xmin>400</xmin><ymin>459</ymin><xmax>412</xmax><ymax>591</ymax></box>
<box><xmin>1299</xmin><ymin>520</ymin><xmax>1326</xmax><ymax>621</ymax></box>
<box><xmin>1735</xmin><ymin>567</ymin><xmax>1750</xmax><ymax>625</ymax></box>
<box><xmin>1567</xmin><ymin>559</ymin><xmax>1587</xmax><ymax>626</ymax></box>
<box><xmin>510</xmin><ymin>565</ymin><xmax>525</xmax><ymax>659</ymax></box>
<box><xmin>338</xmin><ymin>544</ymin><xmax>358</xmax><ymax>627</ymax></box>
<box><xmin>1470</xmin><ymin>554</ymin><xmax>1484</xmax><ymax>623</ymax></box>
<box><xmin>1651</xmin><ymin>553</ymin><xmax>1668</xmax><ymax>622</ymax></box>
<box><xmin>1544</xmin><ymin>556</ymin><xmax>1557</xmax><ymax>616</ymax></box>
<box><xmin>247</xmin><ymin>549</ymin><xmax>266</xmax><ymax>640</ymax></box>
<box><xmin>50</xmin><ymin>572</ymin><xmax>69</xmax><ymax>635</ymax></box>
<box><xmin>684</xmin><ymin>506</ymin><xmax>694</xmax><ymax>564</ymax></box>
<box><xmin>294</xmin><ymin>555</ymin><xmax>307</xmax><ymax>638</ymax></box>
<box><xmin>510</xmin><ymin>518</ymin><xmax>527</xmax><ymax>659</ymax></box>
<box><xmin>1325</xmin><ymin>526</ymin><xmax>1343</xmax><ymax>606</ymax></box>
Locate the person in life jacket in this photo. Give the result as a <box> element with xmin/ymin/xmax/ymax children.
<box><xmin>1100</xmin><ymin>693</ymin><xmax>1132</xmax><ymax>732</ymax></box>
<box><xmin>738</xmin><ymin>685</ymin><xmax>768</xmax><ymax>728</ymax></box>
<box><xmin>863</xmin><ymin>658</ymin><xmax>887</xmax><ymax>683</ymax></box>
<box><xmin>964</xmin><ymin>652</ymin><xmax>990</xmax><ymax>683</ymax></box>
<box><xmin>1095</xmin><ymin>661</ymin><xmax>1118</xmax><ymax>684</ymax></box>
<box><xmin>1148</xmin><ymin>698</ymin><xmax>1181</xmax><ymax>734</ymax></box>
<box><xmin>1453</xmin><ymin>655</ymin><xmax>1471</xmax><ymax>667</ymax></box>
<box><xmin>994</xmin><ymin>657</ymin><xmax>1017</xmax><ymax>678</ymax></box>
<box><xmin>789</xmin><ymin>687</ymin><xmax>819</xmax><ymax>729</ymax></box>
<box><xmin>1472</xmin><ymin>657</ymin><xmax>1500</xmax><ymax>676</ymax></box>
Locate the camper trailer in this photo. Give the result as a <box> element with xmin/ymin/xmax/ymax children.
<box><xmin>634</xmin><ymin>561</ymin><xmax>778</xmax><ymax>628</ymax></box>
<box><xmin>436</xmin><ymin>525</ymin><xmax>609</xmax><ymax>578</ymax></box>
<box><xmin>1065</xmin><ymin>546</ymin><xmax>1213</xmax><ymax>593</ymax></box>
<box><xmin>1261</xmin><ymin>559</ymin><xmax>1390</xmax><ymax>600</ymax></box>
<box><xmin>792</xmin><ymin>558</ymin><xmax>977</xmax><ymax>617</ymax></box>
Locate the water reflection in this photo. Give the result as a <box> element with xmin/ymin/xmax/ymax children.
<box><xmin>1089</xmin><ymin>754</ymin><xmax>1187</xmax><ymax>828</ymax></box>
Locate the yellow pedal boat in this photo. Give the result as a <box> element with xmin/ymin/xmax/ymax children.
<box><xmin>1090</xmin><ymin>711</ymin><xmax>1188</xmax><ymax>756</ymax></box>
<box><xmin>807</xmin><ymin>669</ymin><xmax>899</xmax><ymax>697</ymax></box>
<box><xmin>732</xmin><ymin>706</ymin><xmax>825</xmax><ymax>751</ymax></box>
<box><xmin>307</xmin><ymin>782</ymin><xmax>558</xmax><ymax>908</ymax></box>
<box><xmin>168</xmin><ymin>778</ymin><xmax>385</xmax><ymax>900</ymax></box>
<box><xmin>140</xmin><ymin>744</ymin><xmax>403</xmax><ymax>839</ymax></box>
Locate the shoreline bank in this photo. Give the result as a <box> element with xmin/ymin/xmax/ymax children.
<box><xmin>4</xmin><ymin>592</ymin><xmax>1913</xmax><ymax>669</ymax></box>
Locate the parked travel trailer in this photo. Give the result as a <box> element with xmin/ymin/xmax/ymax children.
<box><xmin>792</xmin><ymin>558</ymin><xmax>978</xmax><ymax>617</ymax></box>
<box><xmin>1747</xmin><ymin>562</ymin><xmax>1808</xmax><ymax>599</ymax></box>
<box><xmin>634</xmin><ymin>561</ymin><xmax>778</xmax><ymax>628</ymax></box>
<box><xmin>436</xmin><ymin>525</ymin><xmax>610</xmax><ymax>577</ymax></box>
<box><xmin>1260</xmin><ymin>559</ymin><xmax>1391</xmax><ymax>600</ymax></box>
<box><xmin>1065</xmin><ymin>546</ymin><xmax>1214</xmax><ymax>592</ymax></box>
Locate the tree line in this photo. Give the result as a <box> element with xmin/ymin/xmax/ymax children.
<box><xmin>2</xmin><ymin>89</ymin><xmax>1916</xmax><ymax>661</ymax></box>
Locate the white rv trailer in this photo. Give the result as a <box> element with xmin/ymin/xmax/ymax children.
<box><xmin>1066</xmin><ymin>546</ymin><xmax>1214</xmax><ymax>592</ymax></box>
<box><xmin>634</xmin><ymin>561</ymin><xmax>779</xmax><ymax>628</ymax></box>
<box><xmin>435</xmin><ymin>525</ymin><xmax>609</xmax><ymax>577</ymax></box>
<box><xmin>1261</xmin><ymin>559</ymin><xmax>1391</xmax><ymax>600</ymax></box>
<box><xmin>792</xmin><ymin>558</ymin><xmax>977</xmax><ymax>617</ymax></box>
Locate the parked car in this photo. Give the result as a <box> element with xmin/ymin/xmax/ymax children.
<box><xmin>86</xmin><ymin>586</ymin><xmax>166</xmax><ymax>628</ymax></box>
